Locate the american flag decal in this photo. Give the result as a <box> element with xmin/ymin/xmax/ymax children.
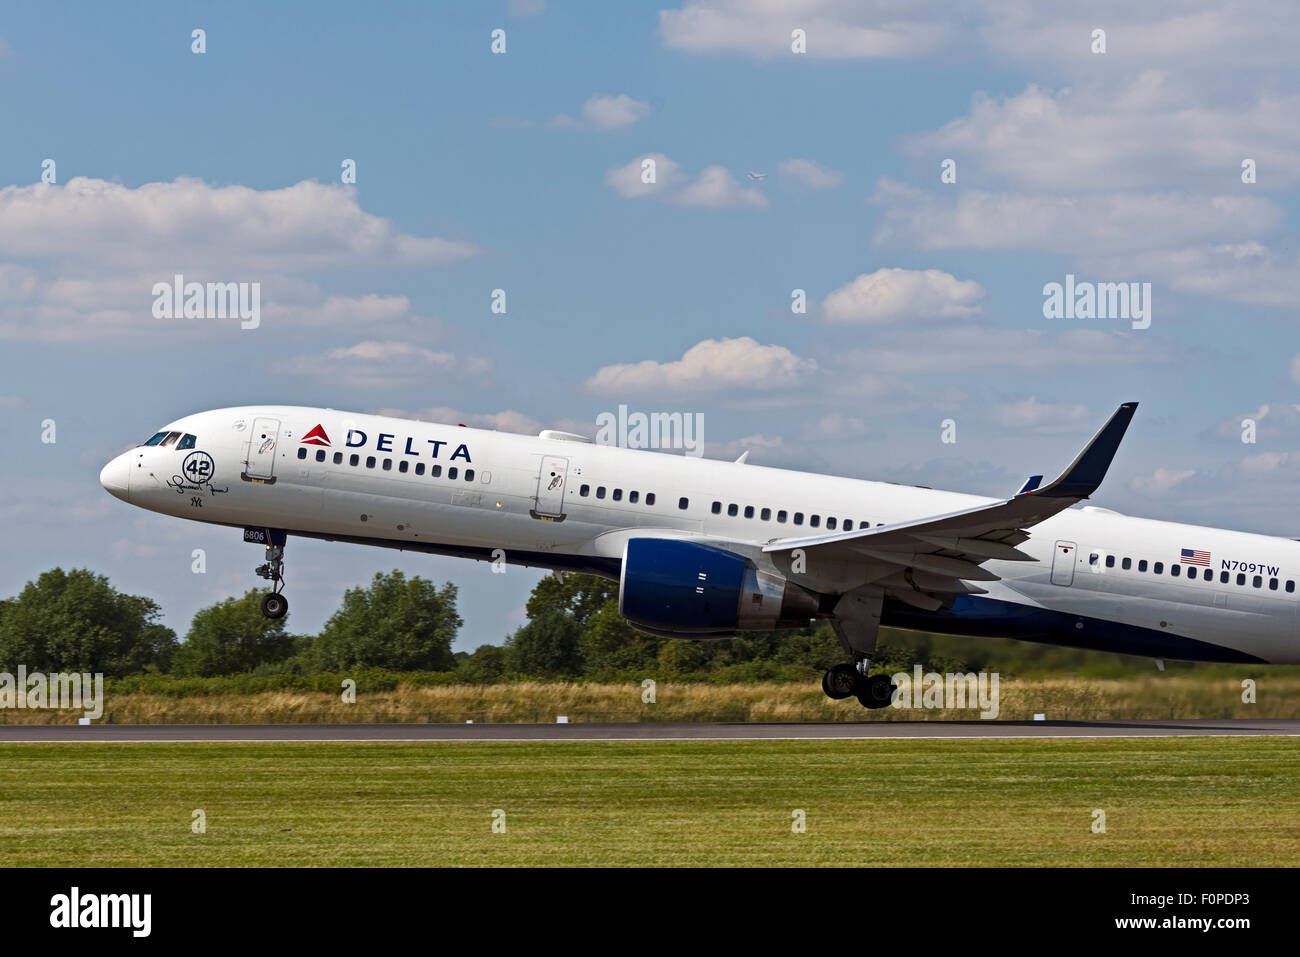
<box><xmin>1181</xmin><ymin>548</ymin><xmax>1211</xmax><ymax>566</ymax></box>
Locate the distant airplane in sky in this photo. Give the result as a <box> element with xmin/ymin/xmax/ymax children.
<box><xmin>100</xmin><ymin>402</ymin><xmax>1300</xmax><ymax>708</ymax></box>
<box><xmin>746</xmin><ymin>171</ymin><xmax>766</xmax><ymax>180</ymax></box>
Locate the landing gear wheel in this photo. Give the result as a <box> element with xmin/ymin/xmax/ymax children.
<box><xmin>856</xmin><ymin>673</ymin><xmax>896</xmax><ymax>710</ymax></box>
<box><xmin>260</xmin><ymin>591</ymin><xmax>288</xmax><ymax>620</ymax></box>
<box><xmin>821</xmin><ymin>663</ymin><xmax>860</xmax><ymax>700</ymax></box>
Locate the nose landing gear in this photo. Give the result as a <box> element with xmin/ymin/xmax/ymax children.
<box><xmin>246</xmin><ymin>527</ymin><xmax>289</xmax><ymax>619</ymax></box>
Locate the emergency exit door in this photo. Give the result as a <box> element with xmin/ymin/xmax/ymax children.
<box><xmin>1050</xmin><ymin>540</ymin><xmax>1076</xmax><ymax>586</ymax></box>
<box><xmin>532</xmin><ymin>455</ymin><xmax>569</xmax><ymax>519</ymax></box>
<box><xmin>244</xmin><ymin>417</ymin><xmax>281</xmax><ymax>481</ymax></box>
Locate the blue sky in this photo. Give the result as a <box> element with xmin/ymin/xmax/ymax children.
<box><xmin>2</xmin><ymin>0</ymin><xmax>1298</xmax><ymax>649</ymax></box>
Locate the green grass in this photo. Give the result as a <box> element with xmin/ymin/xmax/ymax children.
<box><xmin>2</xmin><ymin>738</ymin><xmax>1299</xmax><ymax>866</ymax></box>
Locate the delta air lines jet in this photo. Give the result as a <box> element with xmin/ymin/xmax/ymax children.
<box><xmin>99</xmin><ymin>402</ymin><xmax>1300</xmax><ymax>707</ymax></box>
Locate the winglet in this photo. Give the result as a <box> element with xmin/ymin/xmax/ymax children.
<box><xmin>1026</xmin><ymin>402</ymin><xmax>1138</xmax><ymax>500</ymax></box>
<box><xmin>1016</xmin><ymin>474</ymin><xmax>1043</xmax><ymax>495</ymax></box>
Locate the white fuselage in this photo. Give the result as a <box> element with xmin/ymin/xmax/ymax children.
<box><xmin>100</xmin><ymin>406</ymin><xmax>1300</xmax><ymax>664</ymax></box>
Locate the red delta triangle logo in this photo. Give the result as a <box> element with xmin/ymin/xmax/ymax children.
<box><xmin>301</xmin><ymin>424</ymin><xmax>331</xmax><ymax>447</ymax></box>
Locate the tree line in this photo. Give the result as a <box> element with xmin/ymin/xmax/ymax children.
<box><xmin>0</xmin><ymin>566</ymin><xmax>1156</xmax><ymax>680</ymax></box>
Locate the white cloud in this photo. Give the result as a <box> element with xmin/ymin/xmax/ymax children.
<box><xmin>271</xmin><ymin>341</ymin><xmax>490</xmax><ymax>389</ymax></box>
<box><xmin>993</xmin><ymin>397</ymin><xmax>1093</xmax><ymax>434</ymax></box>
<box><xmin>586</xmin><ymin>336</ymin><xmax>815</xmax><ymax>396</ymax></box>
<box><xmin>837</xmin><ymin>326</ymin><xmax>1172</xmax><ymax>375</ymax></box>
<box><xmin>822</xmin><ymin>267</ymin><xmax>984</xmax><ymax>323</ymax></box>
<box><xmin>777</xmin><ymin>158</ymin><xmax>844</xmax><ymax>190</ymax></box>
<box><xmin>0</xmin><ymin>264</ymin><xmax>37</xmax><ymax>301</ymax></box>
<box><xmin>0</xmin><ymin>177</ymin><xmax>479</xmax><ymax>271</ymax></box>
<box><xmin>1130</xmin><ymin>467</ymin><xmax>1196</xmax><ymax>495</ymax></box>
<box><xmin>870</xmin><ymin>177</ymin><xmax>1281</xmax><ymax>255</ymax></box>
<box><xmin>658</xmin><ymin>0</ymin><xmax>954</xmax><ymax>59</ymax></box>
<box><xmin>507</xmin><ymin>0</ymin><xmax>546</xmax><ymax>16</ymax></box>
<box><xmin>582</xmin><ymin>94</ymin><xmax>651</xmax><ymax>129</ymax></box>
<box><xmin>0</xmin><ymin>178</ymin><xmax>476</xmax><ymax>341</ymax></box>
<box><xmin>901</xmin><ymin>76</ymin><xmax>1300</xmax><ymax>190</ymax></box>
<box><xmin>605</xmin><ymin>154</ymin><xmax>767</xmax><ymax>208</ymax></box>
<box><xmin>373</xmin><ymin>406</ymin><xmax>548</xmax><ymax>436</ymax></box>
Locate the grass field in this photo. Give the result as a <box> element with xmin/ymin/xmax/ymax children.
<box><xmin>4</xmin><ymin>672</ymin><xmax>1298</xmax><ymax>724</ymax></box>
<box><xmin>2</xmin><ymin>737</ymin><xmax>1298</xmax><ymax>866</ymax></box>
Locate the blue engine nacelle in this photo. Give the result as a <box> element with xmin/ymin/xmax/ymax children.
<box><xmin>618</xmin><ymin>538</ymin><xmax>819</xmax><ymax>637</ymax></box>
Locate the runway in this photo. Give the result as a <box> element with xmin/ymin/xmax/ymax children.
<box><xmin>1</xmin><ymin>718</ymin><xmax>1297</xmax><ymax>742</ymax></box>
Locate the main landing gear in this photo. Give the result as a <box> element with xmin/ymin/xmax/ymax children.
<box><xmin>822</xmin><ymin>585</ymin><xmax>897</xmax><ymax>710</ymax></box>
<box><xmin>821</xmin><ymin>660</ymin><xmax>895</xmax><ymax>709</ymax></box>
<box><xmin>254</xmin><ymin>540</ymin><xmax>288</xmax><ymax>620</ymax></box>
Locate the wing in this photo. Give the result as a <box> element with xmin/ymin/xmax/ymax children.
<box><xmin>761</xmin><ymin>402</ymin><xmax>1138</xmax><ymax>607</ymax></box>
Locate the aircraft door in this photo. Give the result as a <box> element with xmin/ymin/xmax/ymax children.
<box><xmin>244</xmin><ymin>417</ymin><xmax>281</xmax><ymax>481</ymax></box>
<box><xmin>532</xmin><ymin>455</ymin><xmax>569</xmax><ymax>519</ymax></box>
<box><xmin>1050</xmin><ymin>540</ymin><xmax>1077</xmax><ymax>586</ymax></box>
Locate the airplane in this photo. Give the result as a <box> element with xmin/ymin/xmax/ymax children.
<box><xmin>746</xmin><ymin>171</ymin><xmax>766</xmax><ymax>181</ymax></box>
<box><xmin>98</xmin><ymin>402</ymin><xmax>1300</xmax><ymax>707</ymax></box>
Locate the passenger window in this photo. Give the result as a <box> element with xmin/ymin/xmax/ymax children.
<box><xmin>415</xmin><ymin>462</ymin><xmax>424</xmax><ymax>475</ymax></box>
<box><xmin>349</xmin><ymin>454</ymin><xmax>360</xmax><ymax>466</ymax></box>
<box><xmin>333</xmin><ymin>452</ymin><xmax>343</xmax><ymax>464</ymax></box>
<box><xmin>777</xmin><ymin>510</ymin><xmax>787</xmax><ymax>523</ymax></box>
<box><xmin>794</xmin><ymin>513</ymin><xmax>804</xmax><ymax>525</ymax></box>
<box><xmin>728</xmin><ymin>504</ymin><xmax>738</xmax><ymax>516</ymax></box>
<box><xmin>1154</xmin><ymin>562</ymin><xmax>1163</xmax><ymax>574</ymax></box>
<box><xmin>177</xmin><ymin>434</ymin><xmax>197</xmax><ymax>450</ymax></box>
<box><xmin>432</xmin><ymin>465</ymin><xmax>442</xmax><ymax>477</ymax></box>
<box><xmin>1220</xmin><ymin>571</ymin><xmax>1229</xmax><ymax>583</ymax></box>
<box><xmin>449</xmin><ymin>467</ymin><xmax>459</xmax><ymax>480</ymax></box>
<box><xmin>1138</xmin><ymin>560</ymin><xmax>1148</xmax><ymax>572</ymax></box>
<box><xmin>646</xmin><ymin>493</ymin><xmax>655</xmax><ymax>505</ymax></box>
<box><xmin>1122</xmin><ymin>558</ymin><xmax>1131</xmax><ymax>569</ymax></box>
<box><xmin>1253</xmin><ymin>575</ymin><xmax>1262</xmax><ymax>588</ymax></box>
<box><xmin>382</xmin><ymin>459</ymin><xmax>392</xmax><ymax>471</ymax></box>
<box><xmin>760</xmin><ymin>508</ymin><xmax>771</xmax><ymax>521</ymax></box>
<box><xmin>744</xmin><ymin>506</ymin><xmax>754</xmax><ymax>518</ymax></box>
<box><xmin>465</xmin><ymin>469</ymin><xmax>475</xmax><ymax>481</ymax></box>
<box><xmin>810</xmin><ymin>515</ymin><xmax>820</xmax><ymax>528</ymax></box>
<box><xmin>580</xmin><ymin>484</ymin><xmax>590</xmax><ymax>497</ymax></box>
<box><xmin>827</xmin><ymin>518</ymin><xmax>837</xmax><ymax>530</ymax></box>
<box><xmin>1170</xmin><ymin>565</ymin><xmax>1180</xmax><ymax>577</ymax></box>
<box><xmin>1089</xmin><ymin>553</ymin><xmax>1099</xmax><ymax>565</ymax></box>
<box><xmin>1105</xmin><ymin>555</ymin><xmax>1115</xmax><ymax>568</ymax></box>
<box><xmin>297</xmin><ymin>448</ymin><xmax>307</xmax><ymax>460</ymax></box>
<box><xmin>1237</xmin><ymin>574</ymin><xmax>1246</xmax><ymax>585</ymax></box>
<box><xmin>1269</xmin><ymin>578</ymin><xmax>1278</xmax><ymax>590</ymax></box>
<box><xmin>366</xmin><ymin>456</ymin><xmax>376</xmax><ymax>468</ymax></box>
<box><xmin>317</xmin><ymin>450</ymin><xmax>326</xmax><ymax>463</ymax></box>
<box><xmin>596</xmin><ymin>486</ymin><xmax>605</xmax><ymax>499</ymax></box>
<box><xmin>629</xmin><ymin>491</ymin><xmax>639</xmax><ymax>504</ymax></box>
<box><xmin>398</xmin><ymin>460</ymin><xmax>408</xmax><ymax>472</ymax></box>
<box><xmin>1203</xmin><ymin>569</ymin><xmax>1212</xmax><ymax>581</ymax></box>
<box><xmin>1287</xmin><ymin>581</ymin><xmax>1296</xmax><ymax>593</ymax></box>
<box><xmin>612</xmin><ymin>488</ymin><xmax>622</xmax><ymax>501</ymax></box>
<box><xmin>711</xmin><ymin>501</ymin><xmax>721</xmax><ymax>514</ymax></box>
<box><xmin>678</xmin><ymin>497</ymin><xmax>689</xmax><ymax>510</ymax></box>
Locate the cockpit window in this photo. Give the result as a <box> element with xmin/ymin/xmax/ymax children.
<box><xmin>177</xmin><ymin>433</ymin><xmax>197</xmax><ymax>450</ymax></box>
<box><xmin>159</xmin><ymin>431</ymin><xmax>182</xmax><ymax>448</ymax></box>
<box><xmin>143</xmin><ymin>431</ymin><xmax>169</xmax><ymax>446</ymax></box>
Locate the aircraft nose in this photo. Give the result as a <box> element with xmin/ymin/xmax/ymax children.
<box><xmin>99</xmin><ymin>453</ymin><xmax>130</xmax><ymax>502</ymax></box>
